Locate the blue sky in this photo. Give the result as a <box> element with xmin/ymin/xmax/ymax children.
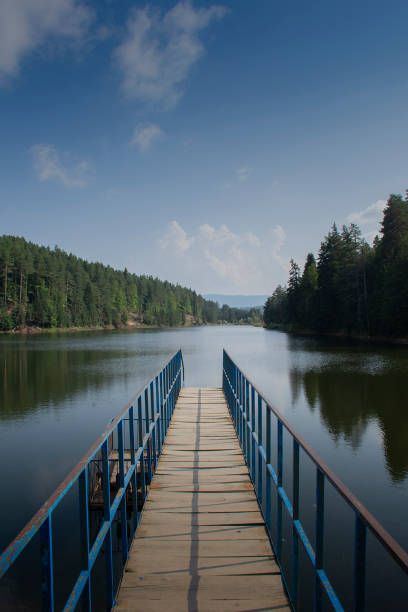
<box><xmin>1</xmin><ymin>0</ymin><xmax>408</xmax><ymax>294</ymax></box>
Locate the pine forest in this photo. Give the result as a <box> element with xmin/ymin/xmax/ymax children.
<box><xmin>0</xmin><ymin>236</ymin><xmax>259</xmax><ymax>331</ymax></box>
<box><xmin>264</xmin><ymin>193</ymin><xmax>408</xmax><ymax>339</ymax></box>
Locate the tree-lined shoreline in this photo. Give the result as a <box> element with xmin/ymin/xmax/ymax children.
<box><xmin>0</xmin><ymin>236</ymin><xmax>260</xmax><ymax>333</ymax></box>
<box><xmin>264</xmin><ymin>193</ymin><xmax>408</xmax><ymax>340</ymax></box>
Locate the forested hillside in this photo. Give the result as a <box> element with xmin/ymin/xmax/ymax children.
<box><xmin>264</xmin><ymin>193</ymin><xmax>408</xmax><ymax>338</ymax></box>
<box><xmin>0</xmin><ymin>236</ymin><xmax>254</xmax><ymax>331</ymax></box>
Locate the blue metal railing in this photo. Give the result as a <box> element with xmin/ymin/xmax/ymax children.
<box><xmin>222</xmin><ymin>349</ymin><xmax>408</xmax><ymax>611</ymax></box>
<box><xmin>0</xmin><ymin>349</ymin><xmax>184</xmax><ymax>611</ymax></box>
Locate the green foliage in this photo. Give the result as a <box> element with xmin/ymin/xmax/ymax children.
<box><xmin>0</xmin><ymin>235</ymin><xmax>255</xmax><ymax>331</ymax></box>
<box><xmin>264</xmin><ymin>193</ymin><xmax>408</xmax><ymax>338</ymax></box>
<box><xmin>0</xmin><ymin>309</ymin><xmax>14</xmax><ymax>331</ymax></box>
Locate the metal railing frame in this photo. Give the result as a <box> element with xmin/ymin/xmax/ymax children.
<box><xmin>0</xmin><ymin>349</ymin><xmax>184</xmax><ymax>611</ymax></box>
<box><xmin>222</xmin><ymin>349</ymin><xmax>408</xmax><ymax>611</ymax></box>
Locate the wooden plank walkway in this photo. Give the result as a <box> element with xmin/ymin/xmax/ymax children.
<box><xmin>115</xmin><ymin>387</ymin><xmax>290</xmax><ymax>612</ymax></box>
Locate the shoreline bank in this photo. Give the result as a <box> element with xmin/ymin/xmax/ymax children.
<box><xmin>264</xmin><ymin>323</ymin><xmax>408</xmax><ymax>346</ymax></box>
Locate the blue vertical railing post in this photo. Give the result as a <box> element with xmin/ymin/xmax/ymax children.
<box><xmin>233</xmin><ymin>365</ymin><xmax>237</xmax><ymax>432</ymax></box>
<box><xmin>240</xmin><ymin>373</ymin><xmax>244</xmax><ymax>449</ymax></box>
<box><xmin>230</xmin><ymin>371</ymin><xmax>237</xmax><ymax>431</ymax></box>
<box><xmin>245</xmin><ymin>379</ymin><xmax>250</xmax><ymax>465</ymax></box>
<box><xmin>129</xmin><ymin>406</ymin><xmax>138</xmax><ymax>530</ymax></box>
<box><xmin>165</xmin><ymin>366</ymin><xmax>169</xmax><ymax>429</ymax></box>
<box><xmin>235</xmin><ymin>369</ymin><xmax>239</xmax><ymax>439</ymax></box>
<box><xmin>117</xmin><ymin>420</ymin><xmax>128</xmax><ymax>564</ymax></box>
<box><xmin>236</xmin><ymin>371</ymin><xmax>240</xmax><ymax>440</ymax></box>
<box><xmin>155</xmin><ymin>376</ymin><xmax>161</xmax><ymax>455</ymax></box>
<box><xmin>78</xmin><ymin>469</ymin><xmax>91</xmax><ymax>611</ymax></box>
<box><xmin>232</xmin><ymin>373</ymin><xmax>236</xmax><ymax>424</ymax></box>
<box><xmin>354</xmin><ymin>515</ymin><xmax>367</xmax><ymax>611</ymax></box>
<box><xmin>232</xmin><ymin>364</ymin><xmax>236</xmax><ymax>427</ymax></box>
<box><xmin>292</xmin><ymin>439</ymin><xmax>300</xmax><ymax>609</ymax></box>
<box><xmin>223</xmin><ymin>351</ymin><xmax>226</xmax><ymax>395</ymax></box>
<box><xmin>165</xmin><ymin>367</ymin><xmax>168</xmax><ymax>432</ymax></box>
<box><xmin>240</xmin><ymin>373</ymin><xmax>244</xmax><ymax>446</ymax></box>
<box><xmin>266</xmin><ymin>407</ymin><xmax>272</xmax><ymax>533</ymax></box>
<box><xmin>244</xmin><ymin>377</ymin><xmax>248</xmax><ymax>458</ymax></box>
<box><xmin>101</xmin><ymin>439</ymin><xmax>114</xmax><ymax>610</ymax></box>
<box><xmin>170</xmin><ymin>363</ymin><xmax>173</xmax><ymax>419</ymax></box>
<box><xmin>150</xmin><ymin>381</ymin><xmax>157</xmax><ymax>470</ymax></box>
<box><xmin>137</xmin><ymin>397</ymin><xmax>145</xmax><ymax>504</ymax></box>
<box><xmin>159</xmin><ymin>371</ymin><xmax>164</xmax><ymax>443</ymax></box>
<box><xmin>242</xmin><ymin>376</ymin><xmax>246</xmax><ymax>453</ymax></box>
<box><xmin>242</xmin><ymin>378</ymin><xmax>247</xmax><ymax>459</ymax></box>
<box><xmin>40</xmin><ymin>513</ymin><xmax>54</xmax><ymax>612</ymax></box>
<box><xmin>277</xmin><ymin>420</ymin><xmax>283</xmax><ymax>563</ymax></box>
<box><xmin>164</xmin><ymin>367</ymin><xmax>168</xmax><ymax>432</ymax></box>
<box><xmin>315</xmin><ymin>468</ymin><xmax>325</xmax><ymax>612</ymax></box>
<box><xmin>257</xmin><ymin>395</ymin><xmax>263</xmax><ymax>504</ymax></box>
<box><xmin>251</xmin><ymin>385</ymin><xmax>256</xmax><ymax>483</ymax></box>
<box><xmin>164</xmin><ymin>369</ymin><xmax>170</xmax><ymax>432</ymax></box>
<box><xmin>145</xmin><ymin>388</ymin><xmax>152</xmax><ymax>484</ymax></box>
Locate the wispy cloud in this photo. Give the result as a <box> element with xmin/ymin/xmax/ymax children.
<box><xmin>346</xmin><ymin>199</ymin><xmax>386</xmax><ymax>243</ymax></box>
<box><xmin>158</xmin><ymin>220</ymin><xmax>195</xmax><ymax>255</ymax></box>
<box><xmin>222</xmin><ymin>166</ymin><xmax>252</xmax><ymax>189</ymax></box>
<box><xmin>271</xmin><ymin>224</ymin><xmax>287</xmax><ymax>267</ymax></box>
<box><xmin>157</xmin><ymin>221</ymin><xmax>288</xmax><ymax>293</ymax></box>
<box><xmin>114</xmin><ymin>1</ymin><xmax>226</xmax><ymax>108</ymax></box>
<box><xmin>130</xmin><ymin>123</ymin><xmax>165</xmax><ymax>151</ymax></box>
<box><xmin>236</xmin><ymin>167</ymin><xmax>250</xmax><ymax>181</ymax></box>
<box><xmin>31</xmin><ymin>144</ymin><xmax>88</xmax><ymax>187</ymax></box>
<box><xmin>0</xmin><ymin>0</ymin><xmax>93</xmax><ymax>84</ymax></box>
<box><xmin>347</xmin><ymin>199</ymin><xmax>386</xmax><ymax>225</ymax></box>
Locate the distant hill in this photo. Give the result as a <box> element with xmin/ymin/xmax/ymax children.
<box><xmin>204</xmin><ymin>294</ymin><xmax>268</xmax><ymax>309</ymax></box>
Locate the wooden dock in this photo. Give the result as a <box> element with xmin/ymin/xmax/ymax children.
<box><xmin>115</xmin><ymin>387</ymin><xmax>290</xmax><ymax>612</ymax></box>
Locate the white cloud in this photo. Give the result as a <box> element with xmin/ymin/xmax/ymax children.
<box><xmin>346</xmin><ymin>199</ymin><xmax>386</xmax><ymax>244</ymax></box>
<box><xmin>271</xmin><ymin>224</ymin><xmax>287</xmax><ymax>268</ymax></box>
<box><xmin>130</xmin><ymin>123</ymin><xmax>164</xmax><ymax>151</ymax></box>
<box><xmin>236</xmin><ymin>167</ymin><xmax>250</xmax><ymax>181</ymax></box>
<box><xmin>114</xmin><ymin>1</ymin><xmax>226</xmax><ymax>107</ymax></box>
<box><xmin>31</xmin><ymin>144</ymin><xmax>88</xmax><ymax>187</ymax></box>
<box><xmin>0</xmin><ymin>0</ymin><xmax>93</xmax><ymax>83</ymax></box>
<box><xmin>157</xmin><ymin>221</ymin><xmax>288</xmax><ymax>293</ymax></box>
<box><xmin>158</xmin><ymin>220</ymin><xmax>194</xmax><ymax>255</ymax></box>
<box><xmin>347</xmin><ymin>200</ymin><xmax>386</xmax><ymax>225</ymax></box>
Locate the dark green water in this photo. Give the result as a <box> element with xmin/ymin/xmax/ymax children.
<box><xmin>0</xmin><ymin>326</ymin><xmax>407</xmax><ymax>610</ymax></box>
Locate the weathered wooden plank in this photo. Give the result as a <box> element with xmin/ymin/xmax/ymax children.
<box><xmin>139</xmin><ymin>512</ymin><xmax>265</xmax><ymax>526</ymax></box>
<box><xmin>125</xmin><ymin>555</ymin><xmax>279</xmax><ymax>576</ymax></box>
<box><xmin>129</xmin><ymin>539</ymin><xmax>274</xmax><ymax>557</ymax></box>
<box><xmin>144</xmin><ymin>491</ymin><xmax>257</xmax><ymax>504</ymax></box>
<box><xmin>119</xmin><ymin>573</ymin><xmax>287</xmax><ymax>593</ymax></box>
<box><xmin>134</xmin><ymin>523</ymin><xmax>271</xmax><ymax>540</ymax></box>
<box><xmin>150</xmin><ymin>482</ymin><xmax>255</xmax><ymax>493</ymax></box>
<box><xmin>144</xmin><ymin>501</ymin><xmax>261</xmax><ymax>513</ymax></box>
<box><xmin>115</xmin><ymin>595</ymin><xmax>290</xmax><ymax>612</ymax></box>
<box><xmin>117</xmin><ymin>575</ymin><xmax>290</xmax><ymax>610</ymax></box>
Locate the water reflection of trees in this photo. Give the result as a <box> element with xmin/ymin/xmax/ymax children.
<box><xmin>0</xmin><ymin>344</ymin><xmax>135</xmax><ymax>420</ymax></box>
<box><xmin>290</xmin><ymin>366</ymin><xmax>408</xmax><ymax>482</ymax></box>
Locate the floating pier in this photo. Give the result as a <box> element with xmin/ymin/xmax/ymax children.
<box><xmin>115</xmin><ymin>387</ymin><xmax>289</xmax><ymax>611</ymax></box>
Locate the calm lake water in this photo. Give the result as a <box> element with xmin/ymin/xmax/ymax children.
<box><xmin>0</xmin><ymin>325</ymin><xmax>407</xmax><ymax>610</ymax></box>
